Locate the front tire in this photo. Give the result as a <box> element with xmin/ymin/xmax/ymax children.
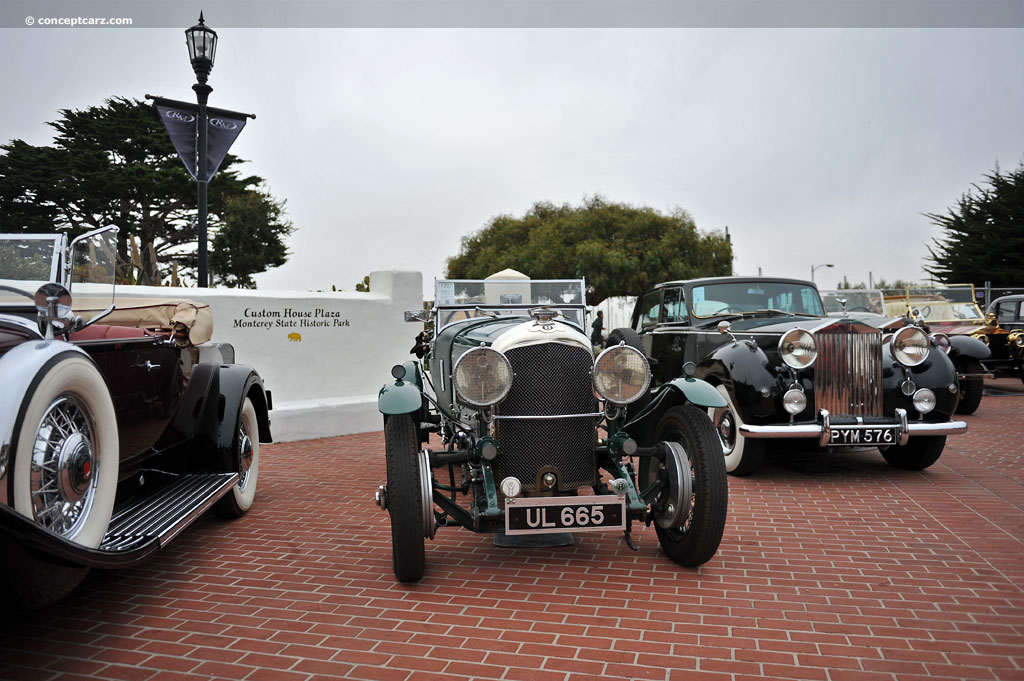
<box><xmin>881</xmin><ymin>436</ymin><xmax>946</xmax><ymax>470</ymax></box>
<box><xmin>384</xmin><ymin>414</ymin><xmax>426</xmax><ymax>582</ymax></box>
<box><xmin>215</xmin><ymin>397</ymin><xmax>260</xmax><ymax>518</ymax></box>
<box><xmin>13</xmin><ymin>354</ymin><xmax>119</xmax><ymax>547</ymax></box>
<box><xmin>954</xmin><ymin>358</ymin><xmax>984</xmax><ymax>415</ymax></box>
<box><xmin>651</xmin><ymin>405</ymin><xmax>728</xmax><ymax>566</ymax></box>
<box><xmin>8</xmin><ymin>353</ymin><xmax>118</xmax><ymax>608</ymax></box>
<box><xmin>708</xmin><ymin>385</ymin><xmax>765</xmax><ymax>476</ymax></box>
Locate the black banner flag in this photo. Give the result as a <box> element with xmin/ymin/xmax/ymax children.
<box><xmin>151</xmin><ymin>96</ymin><xmax>251</xmax><ymax>182</ymax></box>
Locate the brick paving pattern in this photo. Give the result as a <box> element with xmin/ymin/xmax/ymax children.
<box><xmin>2</xmin><ymin>379</ymin><xmax>1022</xmax><ymax>681</ymax></box>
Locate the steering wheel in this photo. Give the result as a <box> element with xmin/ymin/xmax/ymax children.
<box><xmin>850</xmin><ymin>306</ymin><xmax>871</xmax><ymax>312</ymax></box>
<box><xmin>714</xmin><ymin>306</ymin><xmax>743</xmax><ymax>315</ymax></box>
<box><xmin>920</xmin><ymin>306</ymin><xmax>932</xmax><ymax>317</ymax></box>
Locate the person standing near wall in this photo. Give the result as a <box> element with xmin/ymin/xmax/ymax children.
<box><xmin>590</xmin><ymin>310</ymin><xmax>604</xmax><ymax>348</ymax></box>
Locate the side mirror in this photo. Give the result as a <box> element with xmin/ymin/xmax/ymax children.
<box><xmin>34</xmin><ymin>283</ymin><xmax>74</xmax><ymax>340</ymax></box>
<box><xmin>404</xmin><ymin>309</ymin><xmax>430</xmax><ymax>323</ymax></box>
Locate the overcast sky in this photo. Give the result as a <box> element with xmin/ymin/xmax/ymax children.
<box><xmin>2</xmin><ymin>6</ymin><xmax>1023</xmax><ymax>298</ymax></box>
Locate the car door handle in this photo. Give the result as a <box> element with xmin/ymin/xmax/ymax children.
<box><xmin>131</xmin><ymin>360</ymin><xmax>161</xmax><ymax>372</ymax></box>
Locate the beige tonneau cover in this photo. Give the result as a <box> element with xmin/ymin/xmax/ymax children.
<box><xmin>74</xmin><ymin>297</ymin><xmax>213</xmax><ymax>346</ymax></box>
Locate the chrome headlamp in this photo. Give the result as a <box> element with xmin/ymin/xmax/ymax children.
<box><xmin>593</xmin><ymin>344</ymin><xmax>651</xmax><ymax>405</ymax></box>
<box><xmin>892</xmin><ymin>326</ymin><xmax>930</xmax><ymax>367</ymax></box>
<box><xmin>778</xmin><ymin>328</ymin><xmax>817</xmax><ymax>369</ymax></box>
<box><xmin>930</xmin><ymin>333</ymin><xmax>951</xmax><ymax>354</ymax></box>
<box><xmin>453</xmin><ymin>347</ymin><xmax>513</xmax><ymax>406</ymax></box>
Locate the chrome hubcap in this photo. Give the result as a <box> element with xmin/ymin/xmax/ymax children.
<box><xmin>714</xmin><ymin>409</ymin><xmax>736</xmax><ymax>455</ymax></box>
<box><xmin>56</xmin><ymin>432</ymin><xmax>93</xmax><ymax>502</ymax></box>
<box><xmin>237</xmin><ymin>425</ymin><xmax>253</xmax><ymax>491</ymax></box>
<box><xmin>30</xmin><ymin>395</ymin><xmax>97</xmax><ymax>538</ymax></box>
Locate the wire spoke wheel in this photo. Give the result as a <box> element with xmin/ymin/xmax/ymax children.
<box><xmin>29</xmin><ymin>394</ymin><xmax>99</xmax><ymax>540</ymax></box>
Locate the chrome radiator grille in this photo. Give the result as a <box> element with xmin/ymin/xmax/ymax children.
<box><xmin>493</xmin><ymin>343</ymin><xmax>598</xmax><ymax>492</ymax></box>
<box><xmin>814</xmin><ymin>324</ymin><xmax>883</xmax><ymax>417</ymax></box>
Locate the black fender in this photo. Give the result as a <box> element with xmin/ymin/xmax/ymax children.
<box><xmin>622</xmin><ymin>378</ymin><xmax>725</xmax><ymax>445</ymax></box>
<box><xmin>697</xmin><ymin>340</ymin><xmax>777</xmax><ymax>422</ymax></box>
<box><xmin>214</xmin><ymin>366</ymin><xmax>272</xmax><ymax>464</ymax></box>
<box><xmin>947</xmin><ymin>335</ymin><xmax>991</xmax><ymax>363</ymax></box>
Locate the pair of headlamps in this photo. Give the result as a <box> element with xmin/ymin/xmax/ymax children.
<box><xmin>452</xmin><ymin>344</ymin><xmax>651</xmax><ymax>407</ymax></box>
<box><xmin>779</xmin><ymin>326</ymin><xmax>934</xmax><ymax>370</ymax></box>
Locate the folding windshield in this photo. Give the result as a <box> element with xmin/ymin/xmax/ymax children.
<box><xmin>0</xmin><ymin>234</ymin><xmax>64</xmax><ymax>305</ymax></box>
<box><xmin>434</xmin><ymin>279</ymin><xmax>586</xmax><ymax>330</ymax></box>
<box><xmin>691</xmin><ymin>281</ymin><xmax>825</xmax><ymax>318</ymax></box>
<box><xmin>909</xmin><ymin>299</ymin><xmax>984</xmax><ymax>324</ymax></box>
<box><xmin>820</xmin><ymin>289</ymin><xmax>885</xmax><ymax>315</ymax></box>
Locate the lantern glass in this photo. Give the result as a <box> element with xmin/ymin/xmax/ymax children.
<box><xmin>185</xmin><ymin>15</ymin><xmax>217</xmax><ymax>70</ymax></box>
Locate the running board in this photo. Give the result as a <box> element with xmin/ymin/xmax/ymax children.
<box><xmin>100</xmin><ymin>473</ymin><xmax>239</xmax><ymax>553</ymax></box>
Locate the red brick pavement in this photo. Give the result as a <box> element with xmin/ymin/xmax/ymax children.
<box><xmin>2</xmin><ymin>382</ymin><xmax>1022</xmax><ymax>681</ymax></box>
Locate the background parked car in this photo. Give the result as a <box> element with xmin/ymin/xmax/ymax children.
<box><xmin>623</xmin><ymin>277</ymin><xmax>967</xmax><ymax>476</ymax></box>
<box><xmin>985</xmin><ymin>294</ymin><xmax>1024</xmax><ymax>384</ymax></box>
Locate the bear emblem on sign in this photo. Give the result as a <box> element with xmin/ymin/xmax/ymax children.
<box><xmin>287</xmin><ymin>332</ymin><xmax>302</xmax><ymax>342</ymax></box>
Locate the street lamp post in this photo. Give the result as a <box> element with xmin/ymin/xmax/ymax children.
<box><xmin>185</xmin><ymin>12</ymin><xmax>218</xmax><ymax>288</ymax></box>
<box><xmin>811</xmin><ymin>263</ymin><xmax>834</xmax><ymax>284</ymax></box>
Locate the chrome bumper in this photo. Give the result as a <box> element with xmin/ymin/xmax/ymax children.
<box><xmin>738</xmin><ymin>408</ymin><xmax>968</xmax><ymax>447</ymax></box>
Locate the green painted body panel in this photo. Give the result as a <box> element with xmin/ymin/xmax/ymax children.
<box><xmin>377</xmin><ymin>381</ymin><xmax>422</xmax><ymax>415</ymax></box>
<box><xmin>661</xmin><ymin>377</ymin><xmax>727</xmax><ymax>408</ymax></box>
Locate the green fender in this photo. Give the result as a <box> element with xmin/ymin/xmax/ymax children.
<box><xmin>377</xmin><ymin>361</ymin><xmax>424</xmax><ymax>415</ymax></box>
<box><xmin>659</xmin><ymin>376</ymin><xmax>727</xmax><ymax>409</ymax></box>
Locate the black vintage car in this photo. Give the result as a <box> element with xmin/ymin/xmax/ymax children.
<box><xmin>0</xmin><ymin>227</ymin><xmax>272</xmax><ymax>607</ymax></box>
<box><xmin>985</xmin><ymin>294</ymin><xmax>1024</xmax><ymax>383</ymax></box>
<box><xmin>624</xmin><ymin>277</ymin><xmax>968</xmax><ymax>476</ymax></box>
<box><xmin>377</xmin><ymin>277</ymin><xmax>729</xmax><ymax>582</ymax></box>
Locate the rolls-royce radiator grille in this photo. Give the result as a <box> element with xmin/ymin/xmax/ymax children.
<box><xmin>493</xmin><ymin>343</ymin><xmax>598</xmax><ymax>492</ymax></box>
<box><xmin>814</xmin><ymin>325</ymin><xmax>883</xmax><ymax>417</ymax></box>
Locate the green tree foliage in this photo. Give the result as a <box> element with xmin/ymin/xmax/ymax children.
<box><xmin>0</xmin><ymin>97</ymin><xmax>293</xmax><ymax>286</ymax></box>
<box><xmin>210</xmin><ymin>191</ymin><xmax>293</xmax><ymax>288</ymax></box>
<box><xmin>355</xmin><ymin>275</ymin><xmax>370</xmax><ymax>292</ymax></box>
<box><xmin>925</xmin><ymin>159</ymin><xmax>1024</xmax><ymax>286</ymax></box>
<box><xmin>446</xmin><ymin>196</ymin><xmax>732</xmax><ymax>303</ymax></box>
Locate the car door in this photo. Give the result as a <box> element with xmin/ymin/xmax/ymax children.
<box><xmin>83</xmin><ymin>338</ymin><xmax>185</xmax><ymax>463</ymax></box>
<box><xmin>647</xmin><ymin>287</ymin><xmax>691</xmax><ymax>385</ymax></box>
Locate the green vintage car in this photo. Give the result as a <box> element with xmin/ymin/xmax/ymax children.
<box><xmin>376</xmin><ymin>278</ymin><xmax>729</xmax><ymax>582</ymax></box>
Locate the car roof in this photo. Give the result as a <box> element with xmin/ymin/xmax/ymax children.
<box><xmin>989</xmin><ymin>294</ymin><xmax>1024</xmax><ymax>309</ymax></box>
<box><xmin>653</xmin><ymin>276</ymin><xmax>817</xmax><ymax>290</ymax></box>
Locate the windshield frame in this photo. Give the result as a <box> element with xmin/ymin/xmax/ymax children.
<box><xmin>433</xmin><ymin>278</ymin><xmax>588</xmax><ymax>332</ymax></box>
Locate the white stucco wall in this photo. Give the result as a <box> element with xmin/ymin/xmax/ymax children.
<box><xmin>108</xmin><ymin>271</ymin><xmax>423</xmax><ymax>442</ymax></box>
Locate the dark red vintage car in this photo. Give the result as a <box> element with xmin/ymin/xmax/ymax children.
<box><xmin>0</xmin><ymin>227</ymin><xmax>272</xmax><ymax>607</ymax></box>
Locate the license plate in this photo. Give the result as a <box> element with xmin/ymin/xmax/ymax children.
<box><xmin>829</xmin><ymin>426</ymin><xmax>897</xmax><ymax>446</ymax></box>
<box><xmin>505</xmin><ymin>495</ymin><xmax>625</xmax><ymax>535</ymax></box>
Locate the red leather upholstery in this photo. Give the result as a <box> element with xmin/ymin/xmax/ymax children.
<box><xmin>70</xmin><ymin>324</ymin><xmax>153</xmax><ymax>342</ymax></box>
